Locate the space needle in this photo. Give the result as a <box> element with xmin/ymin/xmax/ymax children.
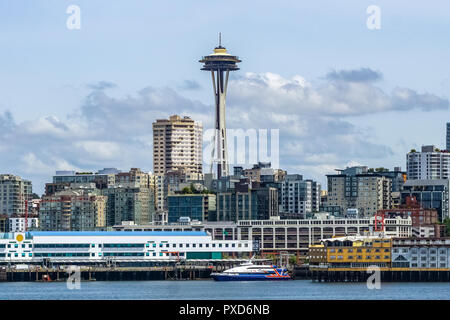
<box><xmin>200</xmin><ymin>34</ymin><xmax>241</xmax><ymax>179</ymax></box>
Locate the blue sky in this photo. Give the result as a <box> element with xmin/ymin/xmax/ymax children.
<box><xmin>0</xmin><ymin>0</ymin><xmax>449</xmax><ymax>194</ymax></box>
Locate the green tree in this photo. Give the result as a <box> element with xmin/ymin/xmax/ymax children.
<box><xmin>189</xmin><ymin>183</ymin><xmax>198</xmax><ymax>194</ymax></box>
<box><xmin>443</xmin><ymin>218</ymin><xmax>450</xmax><ymax>236</ymax></box>
<box><xmin>288</xmin><ymin>255</ymin><xmax>297</xmax><ymax>266</ymax></box>
<box><xmin>181</xmin><ymin>187</ymin><xmax>193</xmax><ymax>194</ymax></box>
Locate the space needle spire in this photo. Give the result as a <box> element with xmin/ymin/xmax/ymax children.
<box><xmin>200</xmin><ymin>34</ymin><xmax>241</xmax><ymax>179</ymax></box>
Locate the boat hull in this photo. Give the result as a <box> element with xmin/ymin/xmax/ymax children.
<box><xmin>211</xmin><ymin>273</ymin><xmax>292</xmax><ymax>281</ymax></box>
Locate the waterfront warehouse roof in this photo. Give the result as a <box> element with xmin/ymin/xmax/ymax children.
<box><xmin>29</xmin><ymin>231</ymin><xmax>208</xmax><ymax>237</ymax></box>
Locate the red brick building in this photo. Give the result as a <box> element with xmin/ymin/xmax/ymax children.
<box><xmin>378</xmin><ymin>196</ymin><xmax>438</xmax><ymax>227</ymax></box>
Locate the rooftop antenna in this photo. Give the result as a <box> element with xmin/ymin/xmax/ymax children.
<box><xmin>219</xmin><ymin>32</ymin><xmax>222</xmax><ymax>47</ymax></box>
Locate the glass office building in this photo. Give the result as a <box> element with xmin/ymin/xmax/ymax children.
<box><xmin>401</xmin><ymin>179</ymin><xmax>450</xmax><ymax>221</ymax></box>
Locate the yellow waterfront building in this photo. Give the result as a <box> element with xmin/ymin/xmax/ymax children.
<box><xmin>309</xmin><ymin>234</ymin><xmax>392</xmax><ymax>269</ymax></box>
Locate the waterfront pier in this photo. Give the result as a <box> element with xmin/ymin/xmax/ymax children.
<box><xmin>310</xmin><ymin>268</ymin><xmax>450</xmax><ymax>282</ymax></box>
<box><xmin>0</xmin><ymin>260</ymin><xmax>258</xmax><ymax>282</ymax></box>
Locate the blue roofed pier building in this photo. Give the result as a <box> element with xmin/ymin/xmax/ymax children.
<box><xmin>0</xmin><ymin>231</ymin><xmax>252</xmax><ymax>266</ymax></box>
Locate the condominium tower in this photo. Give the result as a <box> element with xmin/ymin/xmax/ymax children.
<box><xmin>0</xmin><ymin>174</ymin><xmax>32</xmax><ymax>216</ymax></box>
<box><xmin>152</xmin><ymin>115</ymin><xmax>203</xmax><ymax>176</ymax></box>
<box><xmin>281</xmin><ymin>175</ymin><xmax>321</xmax><ymax>218</ymax></box>
<box><xmin>407</xmin><ymin>145</ymin><xmax>450</xmax><ymax>180</ymax></box>
<box><xmin>39</xmin><ymin>189</ymin><xmax>107</xmax><ymax>231</ymax></box>
<box><xmin>326</xmin><ymin>166</ymin><xmax>392</xmax><ymax>217</ymax></box>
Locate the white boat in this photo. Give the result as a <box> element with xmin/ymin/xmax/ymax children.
<box><xmin>211</xmin><ymin>261</ymin><xmax>292</xmax><ymax>281</ymax></box>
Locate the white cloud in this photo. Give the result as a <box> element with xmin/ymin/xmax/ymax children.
<box><xmin>228</xmin><ymin>69</ymin><xmax>448</xmax><ymax>116</ymax></box>
<box><xmin>75</xmin><ymin>141</ymin><xmax>121</xmax><ymax>161</ymax></box>
<box><xmin>20</xmin><ymin>153</ymin><xmax>82</xmax><ymax>176</ymax></box>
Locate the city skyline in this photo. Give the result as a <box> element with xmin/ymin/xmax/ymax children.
<box><xmin>1</xmin><ymin>1</ymin><xmax>449</xmax><ymax>195</ymax></box>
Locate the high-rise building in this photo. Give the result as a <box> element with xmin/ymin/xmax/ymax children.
<box><xmin>200</xmin><ymin>36</ymin><xmax>241</xmax><ymax>178</ymax></box>
<box><xmin>401</xmin><ymin>179</ymin><xmax>450</xmax><ymax>221</ymax></box>
<box><xmin>326</xmin><ymin>166</ymin><xmax>392</xmax><ymax>217</ymax></box>
<box><xmin>39</xmin><ymin>189</ymin><xmax>107</xmax><ymax>231</ymax></box>
<box><xmin>102</xmin><ymin>185</ymin><xmax>152</xmax><ymax>226</ymax></box>
<box><xmin>215</xmin><ymin>180</ymin><xmax>278</xmax><ymax>222</ymax></box>
<box><xmin>368</xmin><ymin>167</ymin><xmax>406</xmax><ymax>192</ymax></box>
<box><xmin>0</xmin><ymin>174</ymin><xmax>32</xmax><ymax>216</ymax></box>
<box><xmin>447</xmin><ymin>122</ymin><xmax>450</xmax><ymax>151</ymax></box>
<box><xmin>152</xmin><ymin>115</ymin><xmax>203</xmax><ymax>176</ymax></box>
<box><xmin>407</xmin><ymin>145</ymin><xmax>450</xmax><ymax>180</ymax></box>
<box><xmin>280</xmin><ymin>175</ymin><xmax>321</xmax><ymax>218</ymax></box>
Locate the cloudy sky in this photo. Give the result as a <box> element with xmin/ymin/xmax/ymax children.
<box><xmin>1</xmin><ymin>0</ymin><xmax>449</xmax><ymax>195</ymax></box>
